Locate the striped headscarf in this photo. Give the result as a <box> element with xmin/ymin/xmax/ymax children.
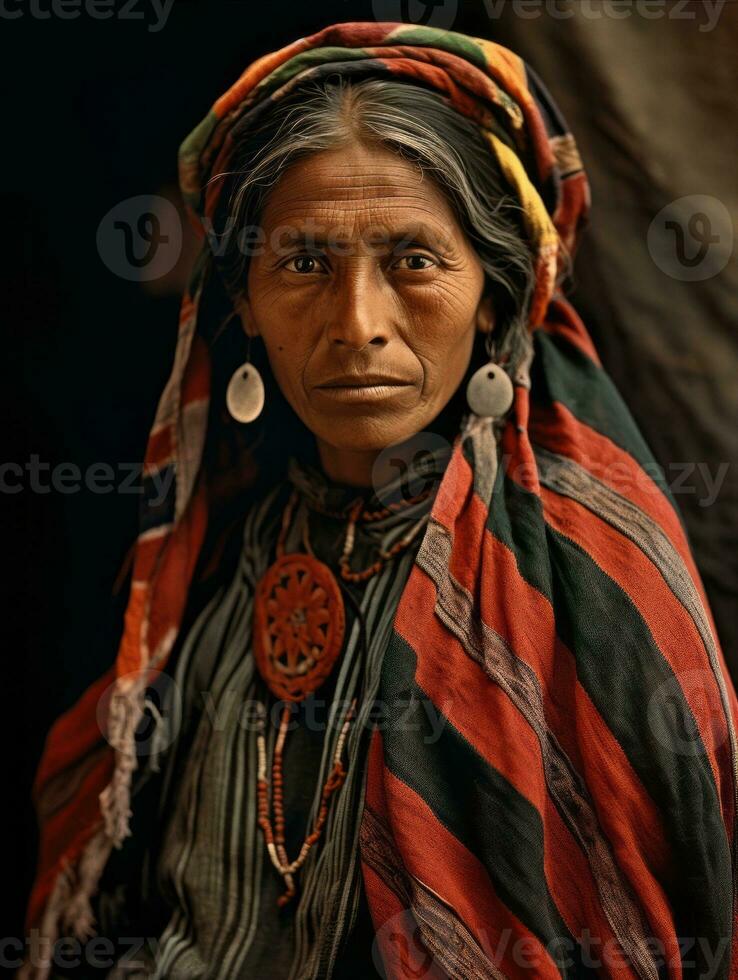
<box><xmin>22</xmin><ymin>21</ymin><xmax>738</xmax><ymax>980</ymax></box>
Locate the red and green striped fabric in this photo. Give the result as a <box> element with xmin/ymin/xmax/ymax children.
<box><xmin>22</xmin><ymin>21</ymin><xmax>738</xmax><ymax>980</ymax></box>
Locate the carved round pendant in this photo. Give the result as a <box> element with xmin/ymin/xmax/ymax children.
<box><xmin>253</xmin><ymin>553</ymin><xmax>346</xmax><ymax>702</ymax></box>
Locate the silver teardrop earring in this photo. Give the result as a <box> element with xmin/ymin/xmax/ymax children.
<box><xmin>226</xmin><ymin>334</ymin><xmax>265</xmax><ymax>423</ymax></box>
<box><xmin>465</xmin><ymin>331</ymin><xmax>514</xmax><ymax>420</ymax></box>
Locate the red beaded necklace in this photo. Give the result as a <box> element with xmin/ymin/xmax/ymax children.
<box><xmin>251</xmin><ymin>483</ymin><xmax>432</xmax><ymax>905</ymax></box>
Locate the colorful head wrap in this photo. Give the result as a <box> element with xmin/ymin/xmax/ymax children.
<box><xmin>22</xmin><ymin>21</ymin><xmax>738</xmax><ymax>980</ymax></box>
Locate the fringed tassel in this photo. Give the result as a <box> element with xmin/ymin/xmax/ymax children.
<box><xmin>98</xmin><ymin>674</ymin><xmax>149</xmax><ymax>846</ymax></box>
<box><xmin>20</xmin><ymin>641</ymin><xmax>179</xmax><ymax>978</ymax></box>
<box><xmin>461</xmin><ymin>414</ymin><xmax>500</xmax><ymax>507</ymax></box>
<box><xmin>144</xmin><ymin>694</ymin><xmax>168</xmax><ymax>774</ymax></box>
<box><xmin>99</xmin><ymin>626</ymin><xmax>178</xmax><ymax>846</ymax></box>
<box><xmin>17</xmin><ymin>859</ymin><xmax>76</xmax><ymax>979</ymax></box>
<box><xmin>60</xmin><ymin>827</ymin><xmax>113</xmax><ymax>942</ymax></box>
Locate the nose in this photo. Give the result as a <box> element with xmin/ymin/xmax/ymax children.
<box><xmin>325</xmin><ymin>270</ymin><xmax>389</xmax><ymax>352</ymax></box>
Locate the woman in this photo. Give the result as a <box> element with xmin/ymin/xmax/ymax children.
<box><xmin>21</xmin><ymin>21</ymin><xmax>738</xmax><ymax>980</ymax></box>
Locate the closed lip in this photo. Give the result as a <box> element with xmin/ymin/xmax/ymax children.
<box><xmin>317</xmin><ymin>373</ymin><xmax>412</xmax><ymax>388</ymax></box>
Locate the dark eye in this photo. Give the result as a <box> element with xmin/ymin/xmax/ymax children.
<box><xmin>393</xmin><ymin>254</ymin><xmax>436</xmax><ymax>271</ymax></box>
<box><xmin>284</xmin><ymin>255</ymin><xmax>326</xmax><ymax>274</ymax></box>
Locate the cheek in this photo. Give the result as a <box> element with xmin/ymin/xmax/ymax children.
<box><xmin>261</xmin><ymin>335</ymin><xmax>313</xmax><ymax>405</ymax></box>
<box><xmin>248</xmin><ymin>279</ymin><xmax>314</xmax><ymax>395</ymax></box>
<box><xmin>405</xmin><ymin>277</ymin><xmax>481</xmax><ymax>360</ymax></box>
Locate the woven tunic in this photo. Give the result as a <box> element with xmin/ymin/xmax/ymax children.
<box><xmin>74</xmin><ymin>448</ymin><xmax>449</xmax><ymax>980</ymax></box>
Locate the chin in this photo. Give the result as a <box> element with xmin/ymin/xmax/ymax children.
<box><xmin>312</xmin><ymin>416</ymin><xmax>420</xmax><ymax>454</ymax></box>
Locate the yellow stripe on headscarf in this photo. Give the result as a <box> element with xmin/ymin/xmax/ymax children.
<box><xmin>484</xmin><ymin>131</ymin><xmax>558</xmax><ymax>255</ymax></box>
<box><xmin>485</xmin><ymin>131</ymin><xmax>560</xmax><ymax>326</ymax></box>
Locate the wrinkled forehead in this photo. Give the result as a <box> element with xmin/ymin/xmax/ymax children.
<box><xmin>255</xmin><ymin>142</ymin><xmax>465</xmax><ymax>252</ymax></box>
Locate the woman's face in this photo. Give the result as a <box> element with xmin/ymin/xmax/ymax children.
<box><xmin>238</xmin><ymin>140</ymin><xmax>492</xmax><ymax>481</ymax></box>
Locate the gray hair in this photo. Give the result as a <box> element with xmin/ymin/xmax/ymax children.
<box><xmin>214</xmin><ymin>76</ymin><xmax>537</xmax><ymax>371</ymax></box>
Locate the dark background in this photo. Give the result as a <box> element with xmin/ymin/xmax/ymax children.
<box><xmin>4</xmin><ymin>0</ymin><xmax>737</xmax><ymax>944</ymax></box>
